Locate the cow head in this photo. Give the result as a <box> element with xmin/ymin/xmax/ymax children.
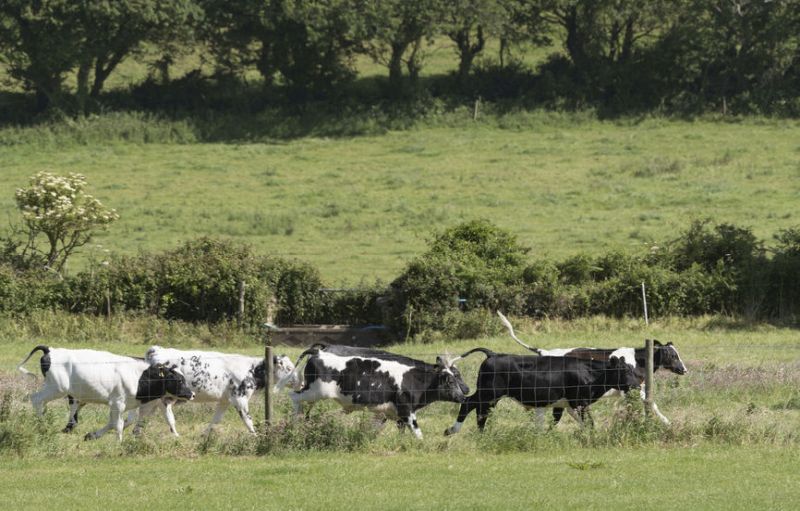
<box><xmin>608</xmin><ymin>356</ymin><xmax>641</xmax><ymax>391</ymax></box>
<box><xmin>653</xmin><ymin>340</ymin><xmax>688</xmax><ymax>375</ymax></box>
<box><xmin>273</xmin><ymin>355</ymin><xmax>300</xmax><ymax>390</ymax></box>
<box><xmin>433</xmin><ymin>355</ymin><xmax>469</xmax><ymax>403</ymax></box>
<box><xmin>253</xmin><ymin>356</ymin><xmax>301</xmax><ymax>391</ymax></box>
<box><xmin>136</xmin><ymin>363</ymin><xmax>195</xmax><ymax>404</ymax></box>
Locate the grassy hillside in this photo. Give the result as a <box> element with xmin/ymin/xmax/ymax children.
<box><xmin>2</xmin><ymin>116</ymin><xmax>798</xmax><ymax>283</ymax></box>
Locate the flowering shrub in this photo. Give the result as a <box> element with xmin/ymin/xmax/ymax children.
<box><xmin>14</xmin><ymin>172</ymin><xmax>118</xmax><ymax>272</ymax></box>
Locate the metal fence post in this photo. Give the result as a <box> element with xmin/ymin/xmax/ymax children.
<box><xmin>645</xmin><ymin>338</ymin><xmax>655</xmax><ymax>418</ymax></box>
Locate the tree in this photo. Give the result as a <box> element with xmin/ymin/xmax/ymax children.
<box><xmin>0</xmin><ymin>0</ymin><xmax>202</xmax><ymax>113</ymax></box>
<box><xmin>657</xmin><ymin>0</ymin><xmax>800</xmax><ymax>113</ymax></box>
<box><xmin>14</xmin><ymin>172</ymin><xmax>119</xmax><ymax>273</ymax></box>
<box><xmin>260</xmin><ymin>0</ymin><xmax>372</xmax><ymax>99</ymax></box>
<box><xmin>0</xmin><ymin>0</ymin><xmax>83</xmax><ymax>111</ymax></box>
<box><xmin>443</xmin><ymin>0</ymin><xmax>513</xmax><ymax>87</ymax></box>
<box><xmin>364</xmin><ymin>0</ymin><xmax>448</xmax><ymax>93</ymax></box>
<box><xmin>73</xmin><ymin>0</ymin><xmax>202</xmax><ymax>111</ymax></box>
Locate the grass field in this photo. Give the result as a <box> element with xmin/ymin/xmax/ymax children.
<box><xmin>1</xmin><ymin>316</ymin><xmax>798</xmax><ymax>510</ymax></box>
<box><xmin>2</xmin><ymin>116</ymin><xmax>799</xmax><ymax>283</ymax></box>
<box><xmin>2</xmin><ymin>38</ymin><xmax>800</xmax><ymax>510</ymax></box>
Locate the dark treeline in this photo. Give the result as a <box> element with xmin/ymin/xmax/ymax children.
<box><xmin>2</xmin><ymin>0</ymin><xmax>800</xmax><ymax>120</ymax></box>
<box><xmin>2</xmin><ymin>220</ymin><xmax>800</xmax><ymax>340</ymax></box>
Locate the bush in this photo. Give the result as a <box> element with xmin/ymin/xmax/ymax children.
<box><xmin>389</xmin><ymin>220</ymin><xmax>529</xmax><ymax>337</ymax></box>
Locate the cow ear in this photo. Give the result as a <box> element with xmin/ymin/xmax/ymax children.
<box><xmin>653</xmin><ymin>339</ymin><xmax>662</xmax><ymax>346</ymax></box>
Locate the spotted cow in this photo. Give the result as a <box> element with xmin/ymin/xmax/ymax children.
<box><xmin>141</xmin><ymin>346</ymin><xmax>298</xmax><ymax>435</ymax></box>
<box><xmin>283</xmin><ymin>344</ymin><xmax>468</xmax><ymax>439</ymax></box>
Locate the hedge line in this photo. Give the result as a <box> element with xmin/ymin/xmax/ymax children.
<box><xmin>1</xmin><ymin>221</ymin><xmax>799</xmax><ymax>339</ymax></box>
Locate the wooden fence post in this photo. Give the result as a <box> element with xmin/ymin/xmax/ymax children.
<box><xmin>263</xmin><ymin>323</ymin><xmax>278</xmax><ymax>430</ymax></box>
<box><xmin>645</xmin><ymin>338</ymin><xmax>655</xmax><ymax>418</ymax></box>
<box><xmin>237</xmin><ymin>280</ymin><xmax>246</xmax><ymax>327</ymax></box>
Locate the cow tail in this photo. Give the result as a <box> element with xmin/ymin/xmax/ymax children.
<box><xmin>273</xmin><ymin>346</ymin><xmax>320</xmax><ymax>391</ymax></box>
<box><xmin>457</xmin><ymin>347</ymin><xmax>496</xmax><ymax>360</ymax></box>
<box><xmin>17</xmin><ymin>345</ymin><xmax>50</xmax><ymax>376</ymax></box>
<box><xmin>496</xmin><ymin>310</ymin><xmax>542</xmax><ymax>354</ymax></box>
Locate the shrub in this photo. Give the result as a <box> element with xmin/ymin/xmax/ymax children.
<box><xmin>389</xmin><ymin>220</ymin><xmax>528</xmax><ymax>337</ymax></box>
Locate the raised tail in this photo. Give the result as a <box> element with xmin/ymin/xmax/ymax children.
<box><xmin>273</xmin><ymin>345</ymin><xmax>323</xmax><ymax>392</ymax></box>
<box><xmin>455</xmin><ymin>347</ymin><xmax>497</xmax><ymax>362</ymax></box>
<box><xmin>496</xmin><ymin>311</ymin><xmax>542</xmax><ymax>354</ymax></box>
<box><xmin>17</xmin><ymin>345</ymin><xmax>50</xmax><ymax>376</ymax></box>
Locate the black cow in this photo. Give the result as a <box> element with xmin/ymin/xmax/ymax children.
<box><xmin>444</xmin><ymin>348</ymin><xmax>640</xmax><ymax>435</ymax></box>
<box><xmin>288</xmin><ymin>344</ymin><xmax>469</xmax><ymax>439</ymax></box>
<box><xmin>497</xmin><ymin>311</ymin><xmax>688</xmax><ymax>424</ymax></box>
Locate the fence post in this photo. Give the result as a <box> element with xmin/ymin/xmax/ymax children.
<box><xmin>263</xmin><ymin>323</ymin><xmax>278</xmax><ymax>429</ymax></box>
<box><xmin>237</xmin><ymin>280</ymin><xmax>246</xmax><ymax>327</ymax></box>
<box><xmin>644</xmin><ymin>338</ymin><xmax>655</xmax><ymax>418</ymax></box>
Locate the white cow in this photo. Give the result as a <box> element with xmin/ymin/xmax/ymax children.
<box><xmin>142</xmin><ymin>346</ymin><xmax>298</xmax><ymax>435</ymax></box>
<box><xmin>17</xmin><ymin>345</ymin><xmax>194</xmax><ymax>441</ymax></box>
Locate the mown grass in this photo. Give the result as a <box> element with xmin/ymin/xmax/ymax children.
<box><xmin>2</xmin><ymin>447</ymin><xmax>796</xmax><ymax>510</ymax></box>
<box><xmin>2</xmin><ymin>115</ymin><xmax>799</xmax><ymax>283</ymax></box>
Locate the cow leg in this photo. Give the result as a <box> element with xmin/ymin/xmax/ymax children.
<box><xmin>85</xmin><ymin>402</ymin><xmax>124</xmax><ymax>441</ymax></box>
<box><xmin>552</xmin><ymin>407</ymin><xmax>564</xmax><ymax>425</ymax></box>
<box><xmin>573</xmin><ymin>405</ymin><xmax>594</xmax><ymax>428</ymax></box>
<box><xmin>30</xmin><ymin>384</ymin><xmax>63</xmax><ymax>417</ymax></box>
<box><xmin>231</xmin><ymin>398</ymin><xmax>256</xmax><ymax>435</ymax></box>
<box><xmin>63</xmin><ymin>396</ymin><xmax>85</xmax><ymax>433</ymax></box>
<box><xmin>565</xmin><ymin>407</ymin><xmax>582</xmax><ymax>424</ymax></box>
<box><xmin>122</xmin><ymin>410</ymin><xmax>138</xmax><ymax>429</ymax></box>
<box><xmin>205</xmin><ymin>401</ymin><xmax>230</xmax><ymax>434</ymax></box>
<box><xmin>132</xmin><ymin>400</ymin><xmax>161</xmax><ymax>436</ymax></box>
<box><xmin>405</xmin><ymin>412</ymin><xmax>423</xmax><ymax>439</ymax></box>
<box><xmin>162</xmin><ymin>399</ymin><xmax>180</xmax><ymax>436</ymax></box>
<box><xmin>638</xmin><ymin>387</ymin><xmax>671</xmax><ymax>425</ymax></box>
<box><xmin>476</xmin><ymin>402</ymin><xmax>494</xmax><ymax>432</ymax></box>
<box><xmin>445</xmin><ymin>395</ymin><xmax>480</xmax><ymax>435</ymax></box>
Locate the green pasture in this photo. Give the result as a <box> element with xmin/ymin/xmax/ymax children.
<box><xmin>1</xmin><ymin>316</ymin><xmax>799</xmax><ymax>510</ymax></box>
<box><xmin>2</xmin><ymin>117</ymin><xmax>799</xmax><ymax>283</ymax></box>
<box><xmin>3</xmin><ymin>448</ymin><xmax>798</xmax><ymax>511</ymax></box>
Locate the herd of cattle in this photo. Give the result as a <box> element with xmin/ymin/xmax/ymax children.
<box><xmin>15</xmin><ymin>312</ymin><xmax>688</xmax><ymax>442</ymax></box>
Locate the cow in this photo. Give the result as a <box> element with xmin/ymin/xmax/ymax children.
<box><xmin>140</xmin><ymin>346</ymin><xmax>298</xmax><ymax>435</ymax></box>
<box><xmin>444</xmin><ymin>348</ymin><xmax>641</xmax><ymax>435</ymax></box>
<box><xmin>497</xmin><ymin>311</ymin><xmax>687</xmax><ymax>425</ymax></box>
<box><xmin>17</xmin><ymin>345</ymin><xmax>194</xmax><ymax>441</ymax></box>
<box><xmin>284</xmin><ymin>343</ymin><xmax>469</xmax><ymax>439</ymax></box>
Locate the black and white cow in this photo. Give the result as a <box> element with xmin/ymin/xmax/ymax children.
<box><xmin>141</xmin><ymin>346</ymin><xmax>298</xmax><ymax>435</ymax></box>
<box><xmin>444</xmin><ymin>348</ymin><xmax>641</xmax><ymax>435</ymax></box>
<box><xmin>497</xmin><ymin>311</ymin><xmax>687</xmax><ymax>424</ymax></box>
<box><xmin>284</xmin><ymin>344</ymin><xmax>469</xmax><ymax>439</ymax></box>
<box><xmin>17</xmin><ymin>345</ymin><xmax>194</xmax><ymax>441</ymax></box>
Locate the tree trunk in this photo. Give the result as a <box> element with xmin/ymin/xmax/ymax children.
<box><xmin>76</xmin><ymin>59</ymin><xmax>91</xmax><ymax>115</ymax></box>
<box><xmin>406</xmin><ymin>38</ymin><xmax>422</xmax><ymax>83</ymax></box>
<box><xmin>388</xmin><ymin>41</ymin><xmax>406</xmax><ymax>91</ymax></box>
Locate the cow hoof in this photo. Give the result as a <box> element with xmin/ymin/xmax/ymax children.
<box><xmin>444</xmin><ymin>428</ymin><xmax>453</xmax><ymax>436</ymax></box>
<box><xmin>83</xmin><ymin>432</ymin><xmax>96</xmax><ymax>441</ymax></box>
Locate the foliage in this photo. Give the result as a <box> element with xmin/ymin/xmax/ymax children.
<box><xmin>13</xmin><ymin>172</ymin><xmax>118</xmax><ymax>273</ymax></box>
<box><xmin>389</xmin><ymin>219</ymin><xmax>529</xmax><ymax>336</ymax></box>
<box><xmin>0</xmin><ymin>0</ymin><xmax>202</xmax><ymax>113</ymax></box>
<box><xmin>363</xmin><ymin>0</ymin><xmax>449</xmax><ymax>93</ymax></box>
